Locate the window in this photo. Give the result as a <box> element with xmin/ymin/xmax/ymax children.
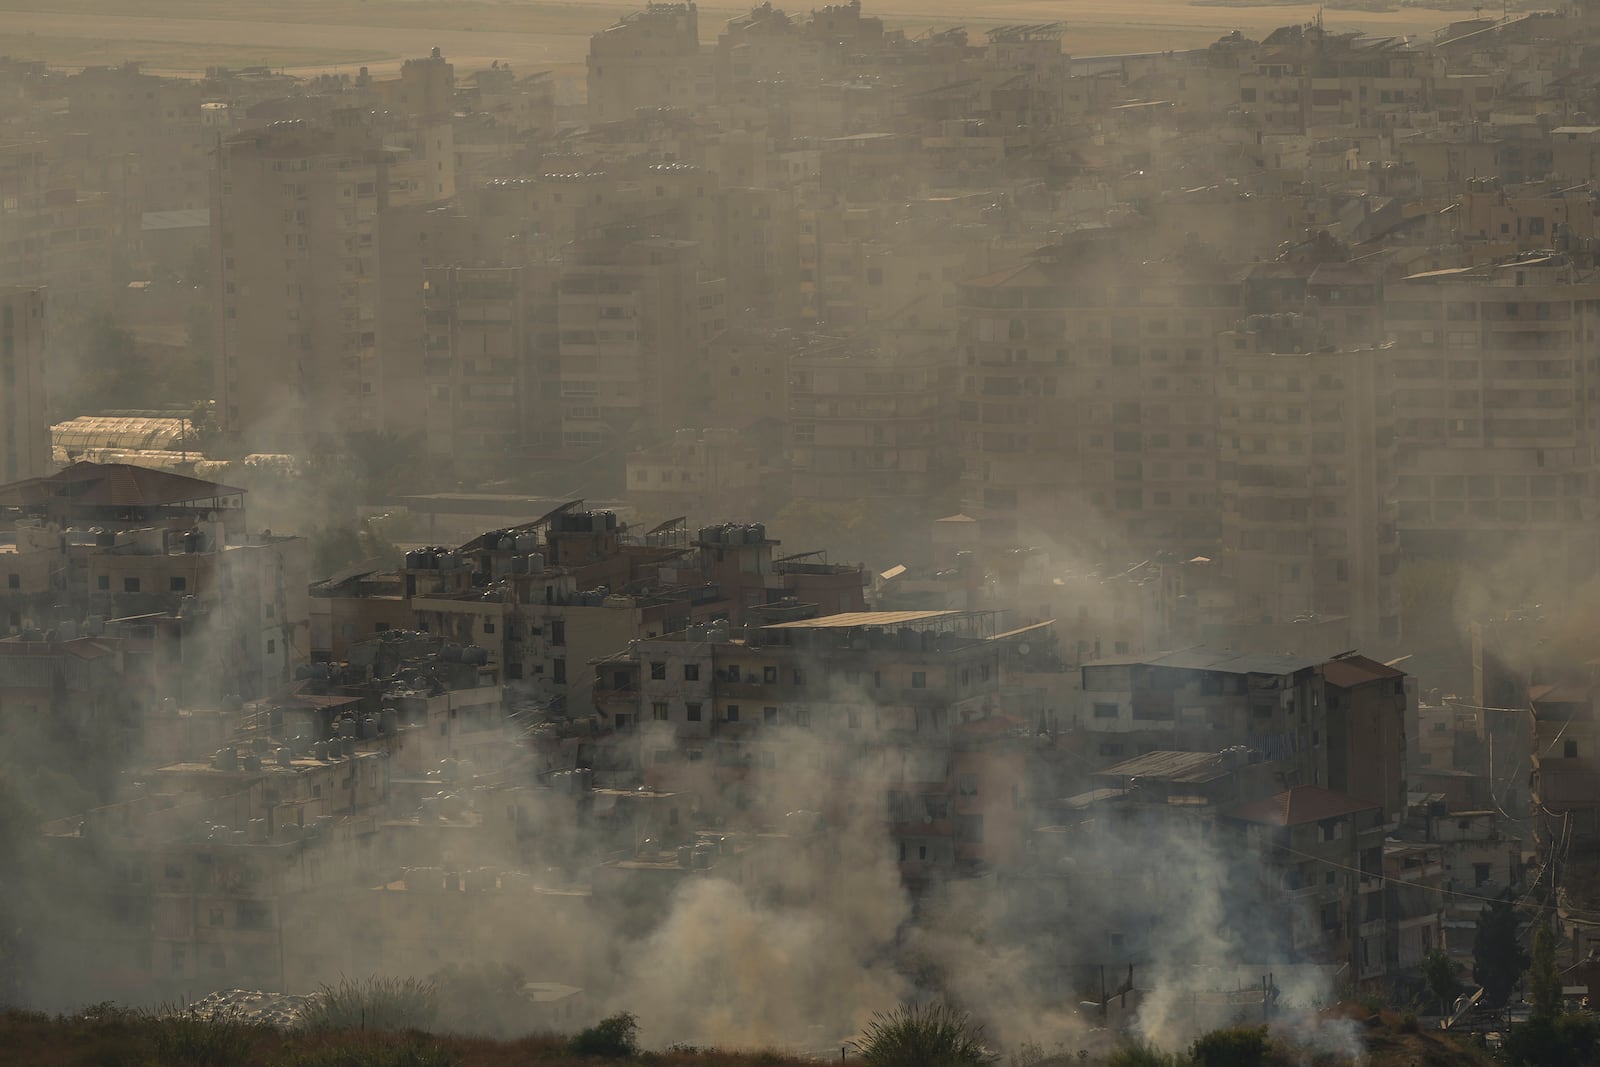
<box><xmin>792</xmin><ymin>668</ymin><xmax>805</xmax><ymax>686</ymax></box>
<box><xmin>958</xmin><ymin>773</ymin><xmax>978</xmax><ymax>797</ymax></box>
<box><xmin>553</xmin><ymin>659</ymin><xmax>567</xmax><ymax>684</ymax></box>
<box><xmin>483</xmin><ymin>621</ymin><xmax>495</xmax><ymax>634</ymax></box>
<box><xmin>123</xmin><ymin>577</ymin><xmax>141</xmax><ymax>593</ymax></box>
<box><xmin>911</xmin><ymin>672</ymin><xmax>927</xmax><ymax>689</ymax></box>
<box><xmin>208</xmin><ymin>907</ymin><xmax>224</xmax><ymax>927</ymax></box>
<box><xmin>764</xmin><ymin>706</ymin><xmax>778</xmax><ymax>724</ymax></box>
<box><xmin>236</xmin><ymin>902</ymin><xmax>271</xmax><ymax>930</ymax></box>
<box><xmin>1319</xmin><ymin>821</ymin><xmax>1343</xmax><ymax>842</ymax></box>
<box><xmin>97</xmin><ymin>575</ymin><xmax>110</xmax><ymax>590</ymax></box>
<box><xmin>1093</xmin><ymin>703</ymin><xmax>1119</xmax><ymax>719</ymax></box>
<box><xmin>726</xmin><ymin>705</ymin><xmax>740</xmax><ymax>722</ymax></box>
<box><xmin>652</xmin><ymin>702</ymin><xmax>669</xmax><ymax>721</ymax></box>
<box><xmin>1474</xmin><ymin>863</ymin><xmax>1492</xmax><ymax>887</ymax></box>
<box><xmin>549</xmin><ymin>620</ymin><xmax>565</xmax><ymax>646</ymax></box>
<box><xmin>4</xmin><ymin>575</ymin><xmax>16</xmax><ymax>590</ymax></box>
<box><xmin>847</xmin><ymin>710</ymin><xmax>862</xmax><ymax>728</ymax></box>
<box><xmin>686</xmin><ymin>702</ymin><xmax>703</xmax><ymax>722</ymax></box>
<box><xmin>763</xmin><ymin>666</ymin><xmax>778</xmax><ymax>684</ymax></box>
<box><xmin>684</xmin><ymin>663</ymin><xmax>700</xmax><ymax>681</ymax></box>
<box><xmin>266</xmin><ymin>640</ymin><xmax>276</xmax><ymax>654</ymax></box>
<box><xmin>650</xmin><ymin>662</ymin><xmax>666</xmax><ymax>680</ymax></box>
<box><xmin>1565</xmin><ymin>740</ymin><xmax>1579</xmax><ymax>759</ymax></box>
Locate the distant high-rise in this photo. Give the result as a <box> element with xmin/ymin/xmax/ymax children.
<box><xmin>0</xmin><ymin>286</ymin><xmax>49</xmax><ymax>483</ymax></box>
<box><xmin>212</xmin><ymin>120</ymin><xmax>385</xmax><ymax>452</ymax></box>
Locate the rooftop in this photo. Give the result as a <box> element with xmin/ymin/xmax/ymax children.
<box><xmin>1084</xmin><ymin>645</ymin><xmax>1340</xmax><ymax>676</ymax></box>
<box><xmin>0</xmin><ymin>462</ymin><xmax>245</xmax><ymax>511</ymax></box>
<box><xmin>763</xmin><ymin>610</ymin><xmax>962</xmax><ymax>629</ymax></box>
<box><xmin>1224</xmin><ymin>785</ymin><xmax>1379</xmax><ymax>827</ymax></box>
<box><xmin>1095</xmin><ymin>750</ymin><xmax>1236</xmax><ymax>785</ymax></box>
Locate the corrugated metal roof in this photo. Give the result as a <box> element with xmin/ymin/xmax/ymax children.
<box><xmin>1095</xmin><ymin>750</ymin><xmax>1232</xmax><ymax>784</ymax></box>
<box><xmin>1084</xmin><ymin>645</ymin><xmax>1333</xmax><ymax>676</ymax></box>
<box><xmin>1224</xmin><ymin>785</ymin><xmax>1378</xmax><ymax>826</ymax></box>
<box><xmin>1321</xmin><ymin>654</ymin><xmax>1405</xmax><ymax>689</ymax></box>
<box><xmin>764</xmin><ymin>610</ymin><xmax>962</xmax><ymax>629</ymax></box>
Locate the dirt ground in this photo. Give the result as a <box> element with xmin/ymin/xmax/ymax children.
<box><xmin>0</xmin><ymin>0</ymin><xmax>1466</xmax><ymax>81</ymax></box>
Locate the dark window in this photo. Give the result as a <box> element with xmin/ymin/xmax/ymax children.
<box><xmin>650</xmin><ymin>662</ymin><xmax>666</xmax><ymax>680</ymax></box>
<box><xmin>726</xmin><ymin>705</ymin><xmax>740</xmax><ymax>722</ymax></box>
<box><xmin>652</xmin><ymin>702</ymin><xmax>669</xmax><ymax>721</ymax></box>
<box><xmin>5</xmin><ymin>574</ymin><xmax>16</xmax><ymax>590</ymax></box>
<box><xmin>764</xmin><ymin>706</ymin><xmax>778</xmax><ymax>724</ymax></box>
<box><xmin>1093</xmin><ymin>703</ymin><xmax>1119</xmax><ymax>718</ymax></box>
<box><xmin>170</xmin><ymin>576</ymin><xmax>187</xmax><ymax>592</ymax></box>
<box><xmin>97</xmin><ymin>575</ymin><xmax>110</xmax><ymax>590</ymax></box>
<box><xmin>763</xmin><ymin>666</ymin><xmax>778</xmax><ymax>684</ymax></box>
<box><xmin>911</xmin><ymin>672</ymin><xmax>927</xmax><ymax>689</ymax></box>
<box><xmin>123</xmin><ymin>577</ymin><xmax>141</xmax><ymax>593</ymax></box>
<box><xmin>684</xmin><ymin>663</ymin><xmax>700</xmax><ymax>681</ymax></box>
<box><xmin>553</xmin><ymin>659</ymin><xmax>567</xmax><ymax>684</ymax></box>
<box><xmin>686</xmin><ymin>702</ymin><xmax>703</xmax><ymax>722</ymax></box>
<box><xmin>549</xmin><ymin>620</ymin><xmax>565</xmax><ymax>646</ymax></box>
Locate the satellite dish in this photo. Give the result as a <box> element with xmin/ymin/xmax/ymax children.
<box><xmin>1018</xmin><ymin>643</ymin><xmax>1033</xmax><ymax>656</ymax></box>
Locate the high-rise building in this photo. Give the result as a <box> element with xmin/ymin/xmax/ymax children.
<box><xmin>1216</xmin><ymin>320</ymin><xmax>1400</xmax><ymax>646</ymax></box>
<box><xmin>213</xmin><ymin>120</ymin><xmax>386</xmax><ymax>452</ymax></box>
<box><xmin>586</xmin><ymin>3</ymin><xmax>709</xmax><ymax>124</ymax></box>
<box><xmin>1384</xmin><ymin>252</ymin><xmax>1600</xmax><ymax>579</ymax></box>
<box><xmin>0</xmin><ymin>286</ymin><xmax>48</xmax><ymax>483</ymax></box>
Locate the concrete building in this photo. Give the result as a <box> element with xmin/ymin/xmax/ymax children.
<box><xmin>1384</xmin><ymin>253</ymin><xmax>1600</xmax><ymax>580</ymax></box>
<box><xmin>0</xmin><ymin>286</ymin><xmax>49</xmax><ymax>483</ymax></box>
<box><xmin>213</xmin><ymin>120</ymin><xmax>386</xmax><ymax>453</ymax></box>
<box><xmin>1078</xmin><ymin>647</ymin><xmax>1410</xmax><ymax>821</ymax></box>
<box><xmin>787</xmin><ymin>342</ymin><xmax>955</xmax><ymax>502</ymax></box>
<box><xmin>1216</xmin><ymin>320</ymin><xmax>1400</xmax><ymax>647</ymax></box>
<box><xmin>586</xmin><ymin>3</ymin><xmax>711</xmax><ymax>124</ymax></box>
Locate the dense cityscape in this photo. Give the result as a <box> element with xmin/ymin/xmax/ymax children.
<box><xmin>3</xmin><ymin>0</ymin><xmax>1600</xmax><ymax>1062</ymax></box>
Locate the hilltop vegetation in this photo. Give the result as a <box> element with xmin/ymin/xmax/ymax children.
<box><xmin>0</xmin><ymin>1004</ymin><xmax>1502</xmax><ymax>1067</ymax></box>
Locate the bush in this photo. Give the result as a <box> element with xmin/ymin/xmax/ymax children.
<box><xmin>429</xmin><ymin>962</ymin><xmax>529</xmax><ymax>1038</ymax></box>
<box><xmin>1399</xmin><ymin>1012</ymin><xmax>1420</xmax><ymax>1033</ymax></box>
<box><xmin>1105</xmin><ymin>1041</ymin><xmax>1184</xmax><ymax>1067</ymax></box>
<box><xmin>148</xmin><ymin>1009</ymin><xmax>261</xmax><ymax>1067</ymax></box>
<box><xmin>278</xmin><ymin>1035</ymin><xmax>456</xmax><ymax>1067</ymax></box>
<box><xmin>855</xmin><ymin>1002</ymin><xmax>994</xmax><ymax>1067</ymax></box>
<box><xmin>566</xmin><ymin>1012</ymin><xmax>640</xmax><ymax>1059</ymax></box>
<box><xmin>1189</xmin><ymin>1026</ymin><xmax>1267</xmax><ymax>1067</ymax></box>
<box><xmin>301</xmin><ymin>977</ymin><xmax>438</xmax><ymax>1034</ymax></box>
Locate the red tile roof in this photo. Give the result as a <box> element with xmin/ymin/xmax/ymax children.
<box><xmin>1224</xmin><ymin>785</ymin><xmax>1379</xmax><ymax>827</ymax></box>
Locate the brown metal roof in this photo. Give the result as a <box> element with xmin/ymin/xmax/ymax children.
<box><xmin>763</xmin><ymin>610</ymin><xmax>963</xmax><ymax>629</ymax></box>
<box><xmin>0</xmin><ymin>462</ymin><xmax>245</xmax><ymax>509</ymax></box>
<box><xmin>1224</xmin><ymin>785</ymin><xmax>1378</xmax><ymax>827</ymax></box>
<box><xmin>1321</xmin><ymin>654</ymin><xmax>1405</xmax><ymax>689</ymax></box>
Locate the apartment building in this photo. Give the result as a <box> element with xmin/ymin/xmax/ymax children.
<box><xmin>625</xmin><ymin>428</ymin><xmax>762</xmax><ymax>523</ymax></box>
<box><xmin>787</xmin><ymin>343</ymin><xmax>955</xmax><ymax>502</ymax></box>
<box><xmin>0</xmin><ymin>286</ymin><xmax>48</xmax><ymax>483</ymax></box>
<box><xmin>0</xmin><ymin>463</ymin><xmax>308</xmax><ymax>701</ymax></box>
<box><xmin>1078</xmin><ymin>646</ymin><xmax>1410</xmax><ymax>821</ymax></box>
<box><xmin>213</xmin><ymin>120</ymin><xmax>386</xmax><ymax>452</ymax></box>
<box><xmin>955</xmin><ymin>235</ymin><xmax>1239</xmax><ymax>559</ymax></box>
<box><xmin>1216</xmin><ymin>319</ymin><xmax>1400</xmax><ymax>646</ymax></box>
<box><xmin>586</xmin><ymin>2</ymin><xmax>710</xmax><ymax>124</ymax></box>
<box><xmin>1383</xmin><ymin>252</ymin><xmax>1600</xmax><ymax>578</ymax></box>
<box><xmin>603</xmin><ymin>609</ymin><xmax>1032</xmax><ymax>882</ymax></box>
<box><xmin>420</xmin><ymin>264</ymin><xmax>562</xmax><ymax>476</ymax></box>
<box><xmin>556</xmin><ymin>237</ymin><xmax>726</xmax><ymax>458</ymax></box>
<box><xmin>1221</xmin><ymin>785</ymin><xmax>1387</xmax><ymax>977</ymax></box>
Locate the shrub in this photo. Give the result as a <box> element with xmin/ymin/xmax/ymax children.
<box><xmin>301</xmin><ymin>977</ymin><xmax>438</xmax><ymax>1033</ymax></box>
<box><xmin>1189</xmin><ymin>1026</ymin><xmax>1267</xmax><ymax>1067</ymax></box>
<box><xmin>148</xmin><ymin>1009</ymin><xmax>260</xmax><ymax>1067</ymax></box>
<box><xmin>1105</xmin><ymin>1042</ymin><xmax>1183</xmax><ymax>1067</ymax></box>
<box><xmin>1399</xmin><ymin>1012</ymin><xmax>1420</xmax><ymax>1034</ymax></box>
<box><xmin>278</xmin><ymin>1035</ymin><xmax>456</xmax><ymax>1067</ymax></box>
<box><xmin>429</xmin><ymin>962</ymin><xmax>529</xmax><ymax>1038</ymax></box>
<box><xmin>855</xmin><ymin>1002</ymin><xmax>994</xmax><ymax>1067</ymax></box>
<box><xmin>566</xmin><ymin>1011</ymin><xmax>640</xmax><ymax>1058</ymax></box>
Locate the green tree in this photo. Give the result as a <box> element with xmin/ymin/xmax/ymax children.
<box><xmin>1529</xmin><ymin>921</ymin><xmax>1564</xmax><ymax>1021</ymax></box>
<box><xmin>855</xmin><ymin>1003</ymin><xmax>994</xmax><ymax>1067</ymax></box>
<box><xmin>1472</xmin><ymin>894</ymin><xmax>1528</xmax><ymax>1007</ymax></box>
<box><xmin>1424</xmin><ymin>947</ymin><xmax>1461</xmax><ymax>1015</ymax></box>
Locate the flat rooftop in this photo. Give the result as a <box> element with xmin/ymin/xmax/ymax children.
<box><xmin>763</xmin><ymin>610</ymin><xmax>962</xmax><ymax>629</ymax></box>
